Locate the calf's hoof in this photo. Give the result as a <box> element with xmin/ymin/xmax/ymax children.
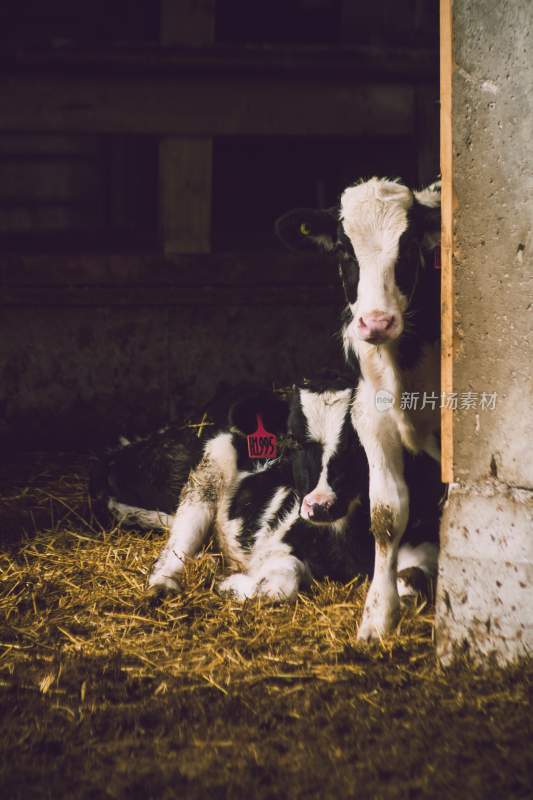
<box><xmin>357</xmin><ymin>598</ymin><xmax>400</xmax><ymax>642</ymax></box>
<box><xmin>218</xmin><ymin>573</ymin><xmax>258</xmax><ymax>601</ymax></box>
<box><xmin>145</xmin><ymin>574</ymin><xmax>182</xmax><ymax>601</ymax></box>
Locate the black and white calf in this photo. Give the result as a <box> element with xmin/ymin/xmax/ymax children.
<box><xmin>276</xmin><ymin>178</ymin><xmax>441</xmax><ymax>456</ymax></box>
<box><xmin>96</xmin><ymin>377</ymin><xmax>438</xmax><ymax>608</ymax></box>
<box><xmin>147</xmin><ymin>378</ymin><xmax>372</xmax><ymax>599</ymax></box>
<box><xmin>276</xmin><ymin>178</ymin><xmax>441</xmax><ymax>638</ymax></box>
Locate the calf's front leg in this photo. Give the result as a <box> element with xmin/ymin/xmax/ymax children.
<box><xmin>353</xmin><ymin>395</ymin><xmax>409</xmax><ymax>640</ymax></box>
<box><xmin>358</xmin><ymin>524</ymin><xmax>405</xmax><ymax>640</ymax></box>
<box><xmin>147</xmin><ymin>437</ymin><xmax>235</xmax><ymax>595</ymax></box>
<box><xmin>147</xmin><ymin>498</ymin><xmax>213</xmax><ymax>595</ymax></box>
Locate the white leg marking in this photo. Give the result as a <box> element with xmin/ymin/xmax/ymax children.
<box><xmin>358</xmin><ymin>542</ymin><xmax>402</xmax><ymax>639</ymax></box>
<box><xmin>252</xmin><ymin>556</ymin><xmax>307</xmax><ymax>601</ymax></box>
<box><xmin>108</xmin><ymin>498</ymin><xmax>174</xmax><ymax>530</ymax></box>
<box><xmin>147</xmin><ymin>500</ymin><xmax>213</xmax><ymax>593</ymax></box>
<box><xmin>353</xmin><ymin>381</ymin><xmax>409</xmax><ymax>537</ymax></box>
<box><xmin>219</xmin><ymin>555</ymin><xmax>306</xmax><ymax>603</ymax></box>
<box><xmin>218</xmin><ymin>573</ymin><xmax>259</xmax><ymax>600</ymax></box>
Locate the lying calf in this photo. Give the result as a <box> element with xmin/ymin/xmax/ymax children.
<box><xmin>96</xmin><ymin>376</ymin><xmax>439</xmax><ymax>615</ymax></box>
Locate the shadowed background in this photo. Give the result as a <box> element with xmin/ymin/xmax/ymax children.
<box><xmin>0</xmin><ymin>0</ymin><xmax>439</xmax><ymax>449</ymax></box>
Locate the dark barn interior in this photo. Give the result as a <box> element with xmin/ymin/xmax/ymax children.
<box><xmin>0</xmin><ymin>0</ymin><xmax>439</xmax><ymax>450</ymax></box>
<box><xmin>3</xmin><ymin>4</ymin><xmax>531</xmax><ymax>800</ymax></box>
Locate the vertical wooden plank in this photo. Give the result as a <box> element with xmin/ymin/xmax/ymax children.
<box><xmin>159</xmin><ymin>138</ymin><xmax>212</xmax><ymax>254</ymax></box>
<box><xmin>159</xmin><ymin>1</ymin><xmax>214</xmax><ymax>254</ymax></box>
<box><xmin>440</xmin><ymin>0</ymin><xmax>454</xmax><ymax>482</ymax></box>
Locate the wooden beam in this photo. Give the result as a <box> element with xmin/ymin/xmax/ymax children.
<box><xmin>0</xmin><ymin>45</ymin><xmax>439</xmax><ymax>82</ymax></box>
<box><xmin>0</xmin><ymin>76</ymin><xmax>415</xmax><ymax>137</ymax></box>
<box><xmin>0</xmin><ymin>251</ymin><xmax>337</xmax><ymax>288</ymax></box>
<box><xmin>0</xmin><ymin>285</ymin><xmax>339</xmax><ymax>308</ymax></box>
<box><xmin>159</xmin><ymin>137</ymin><xmax>212</xmax><ymax>254</ymax></box>
<box><xmin>158</xmin><ymin>1</ymin><xmax>214</xmax><ymax>253</ymax></box>
<box><xmin>440</xmin><ymin>0</ymin><xmax>454</xmax><ymax>483</ymax></box>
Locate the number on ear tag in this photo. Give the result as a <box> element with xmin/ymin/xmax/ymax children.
<box><xmin>247</xmin><ymin>414</ymin><xmax>278</xmax><ymax>459</ymax></box>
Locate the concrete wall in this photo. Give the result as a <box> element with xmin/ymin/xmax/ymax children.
<box><xmin>436</xmin><ymin>0</ymin><xmax>533</xmax><ymax>663</ymax></box>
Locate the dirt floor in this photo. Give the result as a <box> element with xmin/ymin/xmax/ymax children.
<box><xmin>0</xmin><ymin>455</ymin><xmax>531</xmax><ymax>800</ymax></box>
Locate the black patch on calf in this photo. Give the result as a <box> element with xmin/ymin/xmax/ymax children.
<box><xmin>229</xmin><ymin>390</ymin><xmax>289</xmax><ymax>438</ymax></box>
<box><xmin>274</xmin><ymin>207</ymin><xmax>338</xmax><ymax>252</ymax></box>
<box><xmin>397</xmin><ymin>566</ymin><xmax>434</xmax><ymax>600</ymax></box>
<box><xmin>324</xmin><ymin>413</ymin><xmax>368</xmax><ymax>519</ymax></box>
<box><xmin>394</xmin><ymin>200</ymin><xmax>441</xmax><ymax>369</ymax></box>
<box><xmin>335</xmin><ymin>226</ymin><xmax>360</xmax><ymax>306</ymax></box>
<box><xmin>412</xmin><ymin>197</ymin><xmax>441</xmax><ymax>241</ymax></box>
<box><xmin>229</xmin><ymin>459</ymin><xmax>293</xmax><ymax>551</ymax></box>
<box><xmin>231</xmin><ymin>432</ymin><xmax>257</xmax><ymax>472</ymax></box>
<box><xmin>268</xmin><ymin>488</ymin><xmax>299</xmax><ymax>529</ymax></box>
<box><xmin>285</xmin><ymin>500</ymin><xmax>373</xmax><ymax>581</ymax></box>
<box><xmin>396</xmin><ymin>256</ymin><xmax>441</xmax><ymax>371</ymax></box>
<box><xmin>396</xmin><ymin>223</ymin><xmax>421</xmax><ymax>301</ymax></box>
<box><xmin>289</xmin><ymin>440</ymin><xmax>323</xmax><ymax>506</ymax></box>
<box><xmin>338</xmin><ymin>257</ymin><xmax>359</xmax><ymax>305</ymax></box>
<box><xmin>298</xmin><ymin>369</ymin><xmax>358</xmax><ymax>394</ymax></box>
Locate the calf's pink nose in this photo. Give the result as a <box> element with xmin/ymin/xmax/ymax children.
<box><xmin>302</xmin><ymin>491</ymin><xmax>335</xmax><ymax>518</ymax></box>
<box><xmin>359</xmin><ymin>313</ymin><xmax>395</xmax><ymax>335</ymax></box>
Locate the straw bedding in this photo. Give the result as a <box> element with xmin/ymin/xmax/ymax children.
<box><xmin>0</xmin><ymin>454</ymin><xmax>531</xmax><ymax>800</ymax></box>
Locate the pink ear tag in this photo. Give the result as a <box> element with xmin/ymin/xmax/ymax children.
<box><xmin>434</xmin><ymin>246</ymin><xmax>441</xmax><ymax>270</ymax></box>
<box><xmin>247</xmin><ymin>414</ymin><xmax>278</xmax><ymax>459</ymax></box>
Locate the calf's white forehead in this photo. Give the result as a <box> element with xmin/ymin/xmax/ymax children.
<box><xmin>300</xmin><ymin>389</ymin><xmax>352</xmax><ymax>457</ymax></box>
<box><xmin>340</xmin><ymin>178</ymin><xmax>413</xmax><ymax>255</ymax></box>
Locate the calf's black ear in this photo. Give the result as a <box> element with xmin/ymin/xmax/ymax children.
<box><xmin>275</xmin><ymin>207</ymin><xmax>338</xmax><ymax>252</ymax></box>
<box><xmin>415</xmin><ymin>201</ymin><xmax>440</xmax><ymax>231</ymax></box>
<box><xmin>229</xmin><ymin>391</ymin><xmax>290</xmax><ymax>436</ymax></box>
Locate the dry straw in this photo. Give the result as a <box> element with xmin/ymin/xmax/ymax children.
<box><xmin>0</xmin><ymin>454</ymin><xmax>436</xmax><ymax>700</ymax></box>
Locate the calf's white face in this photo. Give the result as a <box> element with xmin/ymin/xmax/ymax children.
<box><xmin>299</xmin><ymin>388</ymin><xmax>352</xmax><ymax>520</ymax></box>
<box><xmin>289</xmin><ymin>385</ymin><xmax>366</xmax><ymax>525</ymax></box>
<box><xmin>340</xmin><ymin>178</ymin><xmax>413</xmax><ymax>345</ymax></box>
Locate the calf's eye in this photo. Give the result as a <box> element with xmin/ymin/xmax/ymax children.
<box><xmin>300</xmin><ymin>222</ymin><xmax>311</xmax><ymax>236</ymax></box>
